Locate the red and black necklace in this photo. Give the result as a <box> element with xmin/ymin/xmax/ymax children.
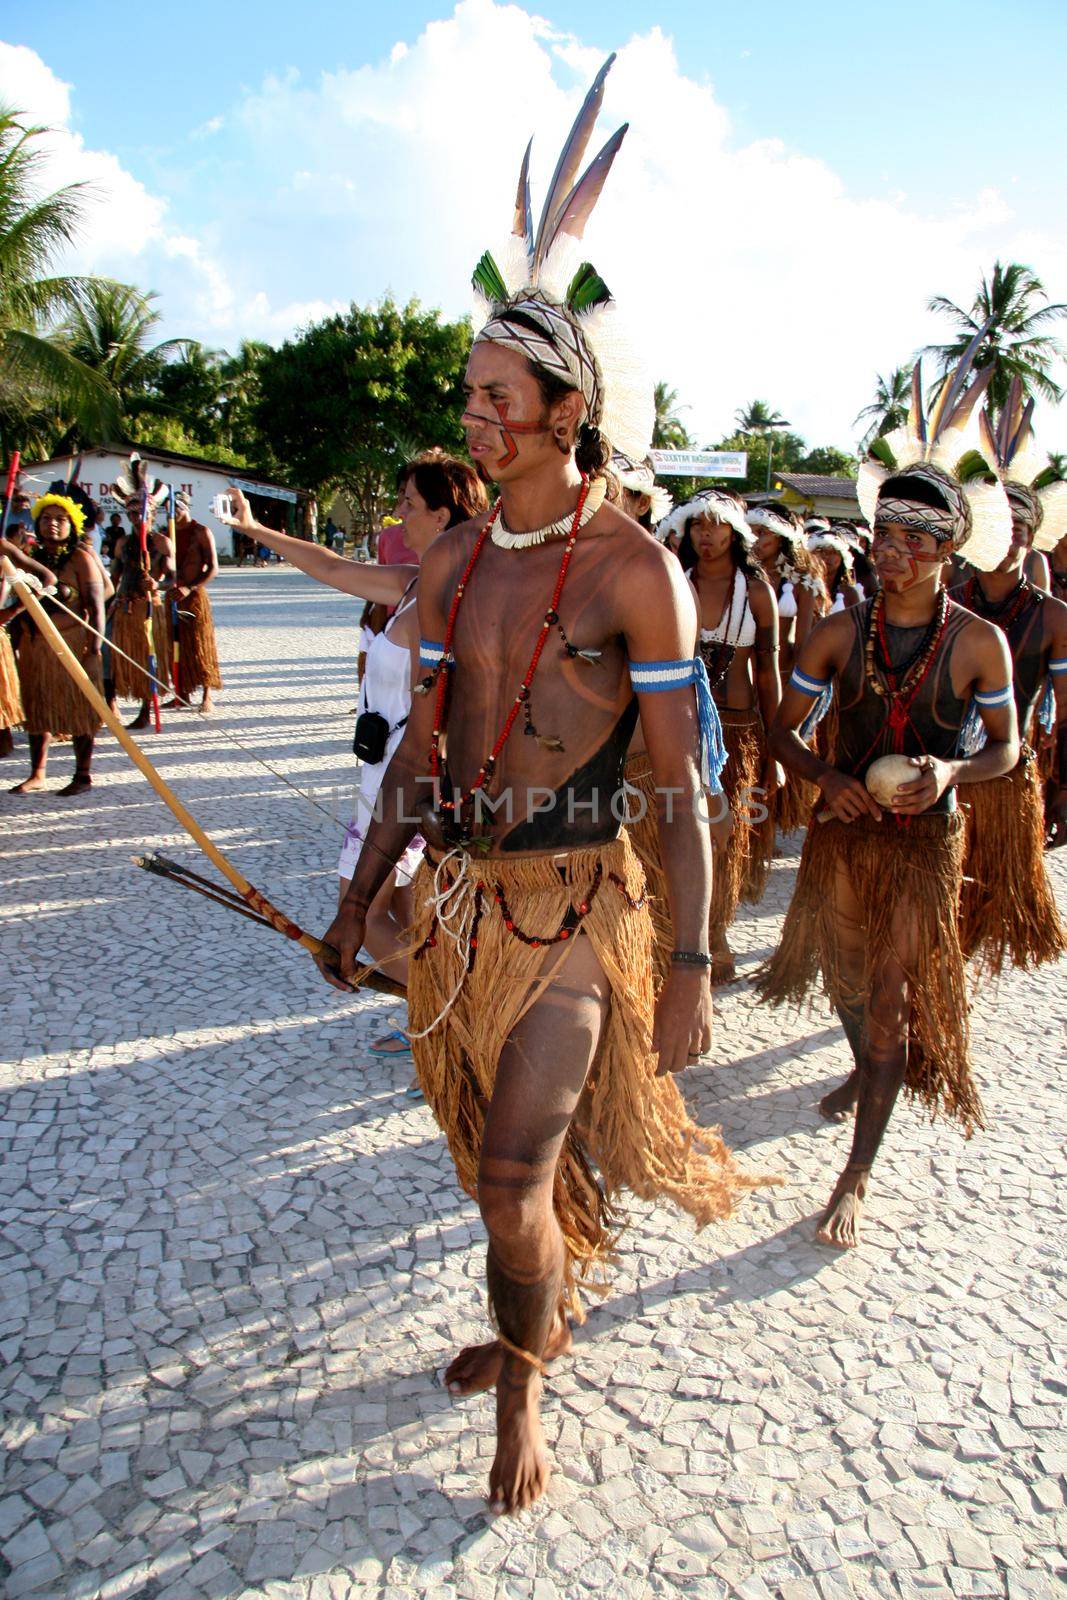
<box><xmin>962</xmin><ymin>574</ymin><xmax>1040</xmax><ymax>633</ymax></box>
<box><xmin>426</xmin><ymin>476</ymin><xmax>592</xmax><ymax>841</ymax></box>
<box><xmin>863</xmin><ymin>587</ymin><xmax>951</xmax><ymax>751</ymax></box>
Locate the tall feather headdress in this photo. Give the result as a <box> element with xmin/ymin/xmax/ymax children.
<box><xmin>856</xmin><ymin>323</ymin><xmax>1012</xmax><ymax>572</ymax></box>
<box><xmin>471</xmin><ymin>56</ymin><xmax>653</xmax><ymax>463</ymax></box>
<box><xmin>112</xmin><ymin>454</ymin><xmax>170</xmax><ymax>521</ymax></box>
<box><xmin>975</xmin><ymin>377</ymin><xmax>1067</xmax><ymax>555</ymax></box>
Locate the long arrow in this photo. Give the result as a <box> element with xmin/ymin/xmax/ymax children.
<box><xmin>2</xmin><ymin>555</ymin><xmax>404</xmax><ymax>999</ymax></box>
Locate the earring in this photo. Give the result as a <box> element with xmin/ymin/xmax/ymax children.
<box><xmin>555</xmin><ymin>427</ymin><xmax>570</xmax><ymax>455</ymax></box>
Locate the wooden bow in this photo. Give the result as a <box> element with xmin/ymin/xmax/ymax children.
<box><xmin>2</xmin><ymin>555</ymin><xmax>404</xmax><ymax>999</ymax></box>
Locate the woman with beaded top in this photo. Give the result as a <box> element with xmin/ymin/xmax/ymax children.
<box><xmin>659</xmin><ymin>487</ymin><xmax>782</xmax><ymax>983</ymax></box>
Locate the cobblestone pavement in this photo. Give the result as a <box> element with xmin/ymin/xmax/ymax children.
<box><xmin>1</xmin><ymin>567</ymin><xmax>1065</xmax><ymax>1600</ymax></box>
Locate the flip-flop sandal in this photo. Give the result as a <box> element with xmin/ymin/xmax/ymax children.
<box><xmin>368</xmin><ymin>1028</ymin><xmax>412</xmax><ymax>1055</ymax></box>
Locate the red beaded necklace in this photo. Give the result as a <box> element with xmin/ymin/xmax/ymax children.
<box><xmin>864</xmin><ymin>587</ymin><xmax>951</xmax><ymax>751</ymax></box>
<box><xmin>428</xmin><ymin>476</ymin><xmax>592</xmax><ymax>831</ymax></box>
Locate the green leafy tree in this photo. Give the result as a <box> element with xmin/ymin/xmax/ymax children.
<box><xmin>254</xmin><ymin>298</ymin><xmax>471</xmax><ymax>524</ymax></box>
<box><xmin>0</xmin><ymin>105</ymin><xmax>118</xmax><ymax>454</ymax></box>
<box><xmin>924</xmin><ymin>261</ymin><xmax>1067</xmax><ymax>416</ymax></box>
<box><xmin>714</xmin><ymin>427</ymin><xmax>806</xmax><ymax>493</ymax></box>
<box><xmin>853</xmin><ymin>366</ymin><xmax>911</xmax><ymax>451</ymax></box>
<box><xmin>795</xmin><ymin>445</ymin><xmax>857</xmax><ymax>478</ymax></box>
<box><xmin>60</xmin><ymin>281</ymin><xmax>188</xmax><ymax>431</ymax></box>
<box><xmin>652</xmin><ymin>382</ymin><xmax>692</xmax><ymax>449</ymax></box>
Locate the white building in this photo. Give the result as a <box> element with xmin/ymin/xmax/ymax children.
<box><xmin>21</xmin><ymin>444</ymin><xmax>309</xmax><ymax>560</ymax></box>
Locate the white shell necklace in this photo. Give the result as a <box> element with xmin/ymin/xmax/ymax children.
<box><xmin>491</xmin><ymin>475</ymin><xmax>607</xmax><ymax>550</ymax></box>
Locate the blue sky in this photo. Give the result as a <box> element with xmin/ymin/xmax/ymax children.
<box><xmin>3</xmin><ymin>1</ymin><xmax>1066</xmax><ymax>449</ymax></box>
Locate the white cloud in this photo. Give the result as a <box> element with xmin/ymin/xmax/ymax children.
<box><xmin>3</xmin><ymin>10</ymin><xmax>1066</xmax><ymax>453</ymax></box>
<box><xmin>0</xmin><ymin>42</ymin><xmax>323</xmax><ymax>351</ymax></box>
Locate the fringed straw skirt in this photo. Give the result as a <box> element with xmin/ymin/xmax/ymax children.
<box><xmin>621</xmin><ymin>753</ymin><xmax>672</xmax><ymax>992</ymax></box>
<box><xmin>713</xmin><ymin>707</ymin><xmax>774</xmax><ymax>928</ymax></box>
<box><xmin>111</xmin><ymin>599</ymin><xmax>171</xmax><ymax>699</ymax></box>
<box><xmin>757</xmin><ymin>810</ymin><xmax>983</xmax><ymax>1134</ymax></box>
<box><xmin>165</xmin><ymin>587</ymin><xmax>222</xmax><ymax>695</ymax></box>
<box><xmin>959</xmin><ymin>757</ymin><xmax>1066</xmax><ymax>975</ymax></box>
<box><xmin>17</xmin><ymin>629</ymin><xmax>103</xmax><ymax>739</ymax></box>
<box><xmin>406</xmin><ymin>835</ymin><xmax>766</xmax><ymax>1310</ymax></box>
<box><xmin>775</xmin><ymin>765</ymin><xmax>819</xmax><ymax>836</ymax></box>
<box><xmin>0</xmin><ymin>627</ymin><xmax>23</xmax><ymax>730</ymax></box>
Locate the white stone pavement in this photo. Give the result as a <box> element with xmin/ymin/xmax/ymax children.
<box><xmin>1</xmin><ymin>567</ymin><xmax>1065</xmax><ymax>1600</ymax></box>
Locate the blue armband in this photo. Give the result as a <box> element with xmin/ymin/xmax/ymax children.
<box><xmin>973</xmin><ymin>684</ymin><xmax>1012</xmax><ymax>708</ymax></box>
<box><xmin>960</xmin><ymin>684</ymin><xmax>1013</xmax><ymax>756</ymax></box>
<box><xmin>628</xmin><ymin>656</ymin><xmax>726</xmax><ymax>794</ymax></box>
<box><xmin>789</xmin><ymin>666</ymin><xmax>831</xmax><ymax>698</ymax></box>
<box><xmin>1049</xmin><ymin>656</ymin><xmax>1067</xmax><ymax>676</ymax></box>
<box><xmin>419</xmin><ymin>639</ymin><xmax>449</xmax><ymax>670</ymax></box>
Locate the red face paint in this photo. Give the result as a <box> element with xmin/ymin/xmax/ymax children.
<box><xmin>460</xmin><ymin>402</ymin><xmax>552</xmax><ymax>471</ymax></box>
<box><xmin>493</xmin><ymin>399</ymin><xmax>520</xmax><ymax>468</ymax></box>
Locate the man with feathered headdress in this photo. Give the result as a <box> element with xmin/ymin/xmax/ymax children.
<box><xmin>758</xmin><ymin>337</ymin><xmax>1020</xmax><ymax>1251</ymax></box>
<box><xmin>10</xmin><ymin>492</ymin><xmax>106</xmax><ymax>795</ymax></box>
<box><xmin>109</xmin><ymin>457</ymin><xmax>175</xmax><ymax>728</ymax></box>
<box><xmin>316</xmin><ymin>57</ymin><xmax>764</xmax><ymax>1511</ymax></box>
<box><xmin>949</xmin><ymin>384</ymin><xmax>1067</xmax><ymax>966</ymax></box>
<box><xmin>164</xmin><ymin>489</ymin><xmax>222</xmax><ymax>712</ymax></box>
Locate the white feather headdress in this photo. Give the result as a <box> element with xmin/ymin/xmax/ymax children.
<box><xmin>471</xmin><ymin>56</ymin><xmax>653</xmax><ymax>464</ymax></box>
<box><xmin>975</xmin><ymin>378</ymin><xmax>1067</xmax><ymax>555</ymax></box>
<box><xmin>111</xmin><ymin>454</ymin><xmax>170</xmax><ymax>520</ymax></box>
<box><xmin>856</xmin><ymin>327</ymin><xmax>1011</xmax><ymax>573</ymax></box>
<box><xmin>610</xmin><ymin>451</ymin><xmax>673</xmax><ymax>524</ymax></box>
<box><xmin>657</xmin><ymin>489</ymin><xmax>754</xmax><ymax>547</ymax></box>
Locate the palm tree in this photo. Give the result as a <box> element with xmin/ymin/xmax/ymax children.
<box><xmin>853</xmin><ymin>366</ymin><xmax>911</xmax><ymax>451</ymax></box>
<box><xmin>652</xmin><ymin>381</ymin><xmax>692</xmax><ymax>449</ymax></box>
<box><xmin>0</xmin><ymin>105</ymin><xmax>117</xmax><ymax>451</ymax></box>
<box><xmin>924</xmin><ymin>261</ymin><xmax>1067</xmax><ymax>417</ymax></box>
<box><xmin>733</xmin><ymin>399</ymin><xmax>789</xmax><ymax>434</ymax></box>
<box><xmin>60</xmin><ymin>280</ymin><xmax>189</xmax><ymax>432</ymax></box>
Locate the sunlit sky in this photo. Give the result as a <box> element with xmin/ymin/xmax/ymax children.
<box><xmin>4</xmin><ymin>0</ymin><xmax>1066</xmax><ymax>450</ymax></box>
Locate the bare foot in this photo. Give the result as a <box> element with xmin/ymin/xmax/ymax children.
<box><xmin>819</xmin><ymin>1071</ymin><xmax>860</xmax><ymax>1122</ymax></box>
<box><xmin>200</xmin><ymin>694</ymin><xmax>215</xmax><ymax>715</ymax></box>
<box><xmin>815</xmin><ymin>1166</ymin><xmax>869</xmax><ymax>1249</ymax></box>
<box><xmin>445</xmin><ymin>1313</ymin><xmax>572</xmax><ymax>1397</ymax></box>
<box><xmin>57</xmin><ymin>775</ymin><xmax>92</xmax><ymax>796</ymax></box>
<box><xmin>9</xmin><ymin>775</ymin><xmax>46</xmax><ymax>793</ymax></box>
<box><xmin>488</xmin><ymin>1372</ymin><xmax>551</xmax><ymax>1514</ymax></box>
<box><xmin>125</xmin><ymin>707</ymin><xmax>151</xmax><ymax>730</ymax></box>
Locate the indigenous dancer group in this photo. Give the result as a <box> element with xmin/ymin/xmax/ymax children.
<box><xmin>3</xmin><ymin>471</ymin><xmax>224</xmax><ymax>792</ymax></box>
<box><xmin>5</xmin><ymin>55</ymin><xmax>1065</xmax><ymax>1518</ymax></box>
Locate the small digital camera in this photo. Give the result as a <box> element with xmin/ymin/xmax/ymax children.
<box><xmin>210</xmin><ymin>493</ymin><xmax>234</xmax><ymax>520</ymax></box>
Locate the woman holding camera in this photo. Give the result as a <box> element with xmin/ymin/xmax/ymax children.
<box><xmin>222</xmin><ymin>452</ymin><xmax>487</xmax><ymax>989</ymax></box>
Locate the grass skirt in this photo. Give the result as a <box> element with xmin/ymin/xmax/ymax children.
<box><xmin>111</xmin><ymin>599</ymin><xmax>171</xmax><ymax>699</ymax></box>
<box><xmin>17</xmin><ymin>629</ymin><xmax>103</xmax><ymax>738</ymax></box>
<box><xmin>406</xmin><ymin>835</ymin><xmax>764</xmax><ymax>1309</ymax></box>
<box><xmin>959</xmin><ymin>759</ymin><xmax>1066</xmax><ymax>975</ymax></box>
<box><xmin>165</xmin><ymin>587</ymin><xmax>222</xmax><ymax>695</ymax></box>
<box><xmin>621</xmin><ymin>753</ymin><xmax>672</xmax><ymax>991</ymax></box>
<box><xmin>757</xmin><ymin>810</ymin><xmax>983</xmax><ymax>1134</ymax></box>
<box><xmin>775</xmin><ymin>765</ymin><xmax>818</xmax><ymax>835</ymax></box>
<box><xmin>0</xmin><ymin>627</ymin><xmax>23</xmax><ymax>730</ymax></box>
<box><xmin>713</xmin><ymin>707</ymin><xmax>774</xmax><ymax>928</ymax></box>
